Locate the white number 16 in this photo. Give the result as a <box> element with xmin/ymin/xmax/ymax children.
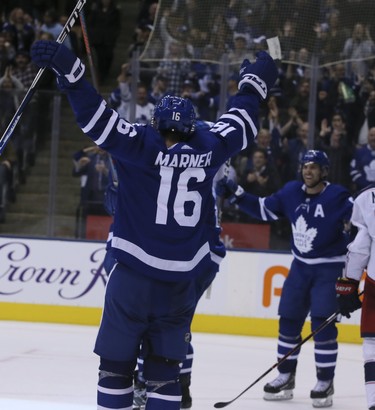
<box><xmin>156</xmin><ymin>167</ymin><xmax>205</xmax><ymax>227</ymax></box>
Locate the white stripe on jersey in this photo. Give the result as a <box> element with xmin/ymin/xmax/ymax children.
<box><xmin>292</xmin><ymin>251</ymin><xmax>346</xmax><ymax>265</ymax></box>
<box><xmin>259</xmin><ymin>197</ymin><xmax>279</xmax><ymax>221</ymax></box>
<box><xmin>95</xmin><ymin>110</ymin><xmax>118</xmax><ymax>145</ymax></box>
<box><xmin>82</xmin><ymin>100</ymin><xmax>106</xmax><ymax>133</ymax></box>
<box><xmin>112</xmin><ymin>236</ymin><xmax>211</xmax><ymax>272</ymax></box>
<box><xmin>210</xmin><ymin>251</ymin><xmax>224</xmax><ymax>265</ymax></box>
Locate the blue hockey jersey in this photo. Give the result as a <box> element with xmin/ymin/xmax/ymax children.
<box><xmin>237</xmin><ymin>181</ymin><xmax>353</xmax><ymax>262</ymax></box>
<box><xmin>65</xmin><ymin>79</ymin><xmax>260</xmax><ymax>281</ymax></box>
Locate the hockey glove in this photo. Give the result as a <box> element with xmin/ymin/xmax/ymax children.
<box><xmin>238</xmin><ymin>51</ymin><xmax>278</xmax><ymax>100</ymax></box>
<box><xmin>335</xmin><ymin>277</ymin><xmax>362</xmax><ymax>318</ymax></box>
<box><xmin>215</xmin><ymin>177</ymin><xmax>245</xmax><ymax>205</ymax></box>
<box><xmin>31</xmin><ymin>40</ymin><xmax>85</xmax><ymax>87</ymax></box>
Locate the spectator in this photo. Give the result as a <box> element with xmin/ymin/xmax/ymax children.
<box><xmin>108</xmin><ymin>63</ymin><xmax>155</xmax><ymax>124</ymax></box>
<box><xmin>320</xmin><ymin>10</ymin><xmax>350</xmax><ymax>63</ymax></box>
<box><xmin>156</xmin><ymin>40</ymin><xmax>191</xmax><ymax>95</ymax></box>
<box><xmin>87</xmin><ymin>0</ymin><xmax>121</xmax><ymax>84</ymax></box>
<box><xmin>9</xmin><ymin>49</ymin><xmax>39</xmax><ymax>175</ymax></box>
<box><xmin>350</xmin><ymin>126</ymin><xmax>375</xmax><ymax>192</ymax></box>
<box><xmin>239</xmin><ymin>148</ymin><xmax>282</xmax><ymax>199</ymax></box>
<box><xmin>316</xmin><ymin>128</ymin><xmax>354</xmax><ymax>191</ymax></box>
<box><xmin>342</xmin><ymin>23</ymin><xmax>375</xmax><ymax>79</ymax></box>
<box><xmin>0</xmin><ymin>32</ymin><xmax>16</xmax><ymax>76</ymax></box>
<box><xmin>289</xmin><ymin>78</ymin><xmax>310</xmax><ymax>122</ymax></box>
<box><xmin>228</xmin><ymin>32</ymin><xmax>253</xmax><ymax>69</ymax></box>
<box><xmin>72</xmin><ymin>145</ymin><xmax>111</xmax><ymax>238</ymax></box>
<box><xmin>278</xmin><ymin>19</ymin><xmax>298</xmax><ymax>61</ymax></box>
<box><xmin>0</xmin><ymin>140</ymin><xmax>17</xmax><ymax>223</ymax></box>
<box><xmin>285</xmin><ymin>47</ymin><xmax>310</xmax><ymax>84</ymax></box>
<box><xmin>318</xmin><ymin>111</ymin><xmax>349</xmax><ymax>146</ymax></box>
<box><xmin>148</xmin><ymin>73</ymin><xmax>169</xmax><ymax>105</ymax></box>
<box><xmin>137</xmin><ymin>0</ymin><xmax>158</xmax><ymax>28</ymax></box>
<box><xmin>2</xmin><ymin>7</ymin><xmax>35</xmax><ymax>52</ymax></box>
<box><xmin>40</xmin><ymin>8</ymin><xmax>73</xmax><ymax>50</ymax></box>
<box><xmin>10</xmin><ymin>49</ymin><xmax>38</xmax><ymax>88</ymax></box>
<box><xmin>357</xmin><ymin>89</ymin><xmax>375</xmax><ymax>146</ymax></box>
<box><xmin>283</xmin><ymin>121</ymin><xmax>309</xmax><ymax>182</ymax></box>
<box><xmin>324</xmin><ymin>62</ymin><xmax>362</xmax><ymax>141</ymax></box>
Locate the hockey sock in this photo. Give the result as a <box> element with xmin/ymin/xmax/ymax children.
<box><xmin>180</xmin><ymin>342</ymin><xmax>193</xmax><ymax>378</ymax></box>
<box><xmin>364</xmin><ymin>338</ymin><xmax>375</xmax><ymax>407</ymax></box>
<box><xmin>97</xmin><ymin>358</ymin><xmax>135</xmax><ymax>409</ymax></box>
<box><xmin>277</xmin><ymin>317</ymin><xmax>304</xmax><ymax>373</ymax></box>
<box><xmin>97</xmin><ymin>370</ymin><xmax>133</xmax><ymax>409</ymax></box>
<box><xmin>144</xmin><ymin>356</ymin><xmax>181</xmax><ymax>409</ymax></box>
<box><xmin>312</xmin><ymin>317</ymin><xmax>338</xmax><ymax>380</ymax></box>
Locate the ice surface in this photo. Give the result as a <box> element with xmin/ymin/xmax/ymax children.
<box><xmin>0</xmin><ymin>321</ymin><xmax>367</xmax><ymax>409</ymax></box>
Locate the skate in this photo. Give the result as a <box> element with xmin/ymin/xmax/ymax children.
<box><xmin>263</xmin><ymin>372</ymin><xmax>295</xmax><ymax>400</ymax></box>
<box><xmin>310</xmin><ymin>379</ymin><xmax>334</xmax><ymax>408</ymax></box>
<box><xmin>133</xmin><ymin>372</ymin><xmax>146</xmax><ymax>410</ymax></box>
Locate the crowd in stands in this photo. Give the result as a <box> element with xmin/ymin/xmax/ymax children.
<box><xmin>104</xmin><ymin>0</ymin><xmax>375</xmax><ymax>247</ymax></box>
<box><xmin>1</xmin><ymin>0</ymin><xmax>375</xmax><ymax>249</ymax></box>
<box><xmin>0</xmin><ymin>0</ymin><xmax>121</xmax><ymax>224</ymax></box>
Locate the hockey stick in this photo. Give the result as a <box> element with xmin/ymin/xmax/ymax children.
<box><xmin>214</xmin><ymin>308</ymin><xmax>343</xmax><ymax>408</ymax></box>
<box><xmin>0</xmin><ymin>0</ymin><xmax>87</xmax><ymax>156</ymax></box>
<box><xmin>79</xmin><ymin>8</ymin><xmax>99</xmax><ymax>90</ymax></box>
<box><xmin>79</xmin><ymin>9</ymin><xmax>119</xmax><ymax>185</ymax></box>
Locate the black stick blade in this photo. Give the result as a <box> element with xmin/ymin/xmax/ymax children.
<box><xmin>214</xmin><ymin>401</ymin><xmax>230</xmax><ymax>408</ymax></box>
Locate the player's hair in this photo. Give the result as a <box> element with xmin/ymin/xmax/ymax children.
<box><xmin>151</xmin><ymin>95</ymin><xmax>196</xmax><ymax>139</ymax></box>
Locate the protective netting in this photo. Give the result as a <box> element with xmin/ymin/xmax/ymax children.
<box><xmin>140</xmin><ymin>0</ymin><xmax>375</xmax><ymax>76</ymax></box>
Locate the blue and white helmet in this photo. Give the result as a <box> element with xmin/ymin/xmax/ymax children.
<box><xmin>301</xmin><ymin>150</ymin><xmax>330</xmax><ymax>169</ymax></box>
<box><xmin>151</xmin><ymin>95</ymin><xmax>196</xmax><ymax>136</ymax></box>
<box><xmin>300</xmin><ymin>150</ymin><xmax>330</xmax><ymax>180</ymax></box>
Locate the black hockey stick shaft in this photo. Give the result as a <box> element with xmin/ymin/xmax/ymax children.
<box><xmin>214</xmin><ymin>309</ymin><xmax>340</xmax><ymax>408</ymax></box>
<box><xmin>0</xmin><ymin>0</ymin><xmax>87</xmax><ymax>156</ymax></box>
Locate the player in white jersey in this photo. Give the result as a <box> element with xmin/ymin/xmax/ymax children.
<box><xmin>336</xmin><ymin>184</ymin><xmax>375</xmax><ymax>410</ymax></box>
<box><xmin>30</xmin><ymin>40</ymin><xmax>277</xmax><ymax>410</ymax></box>
<box><xmin>217</xmin><ymin>150</ymin><xmax>354</xmax><ymax>408</ymax></box>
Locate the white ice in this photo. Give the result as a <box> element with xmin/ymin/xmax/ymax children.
<box><xmin>0</xmin><ymin>321</ymin><xmax>367</xmax><ymax>409</ymax></box>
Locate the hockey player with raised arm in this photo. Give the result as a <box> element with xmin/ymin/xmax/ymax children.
<box><xmin>336</xmin><ymin>184</ymin><xmax>375</xmax><ymax>410</ymax></box>
<box><xmin>217</xmin><ymin>150</ymin><xmax>353</xmax><ymax>408</ymax></box>
<box><xmin>30</xmin><ymin>40</ymin><xmax>277</xmax><ymax>409</ymax></box>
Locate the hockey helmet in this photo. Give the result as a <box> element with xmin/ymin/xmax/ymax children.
<box><xmin>300</xmin><ymin>150</ymin><xmax>330</xmax><ymax>169</ymax></box>
<box><xmin>151</xmin><ymin>95</ymin><xmax>196</xmax><ymax>136</ymax></box>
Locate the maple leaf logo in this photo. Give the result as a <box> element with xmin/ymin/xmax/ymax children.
<box><xmin>292</xmin><ymin>215</ymin><xmax>317</xmax><ymax>253</ymax></box>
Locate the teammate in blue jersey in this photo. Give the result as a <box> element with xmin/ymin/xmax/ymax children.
<box><xmin>30</xmin><ymin>40</ymin><xmax>277</xmax><ymax>409</ymax></box>
<box><xmin>217</xmin><ymin>150</ymin><xmax>354</xmax><ymax>408</ymax></box>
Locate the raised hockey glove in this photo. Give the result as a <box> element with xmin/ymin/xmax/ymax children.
<box><xmin>238</xmin><ymin>51</ymin><xmax>278</xmax><ymax>100</ymax></box>
<box><xmin>215</xmin><ymin>177</ymin><xmax>245</xmax><ymax>205</ymax></box>
<box><xmin>335</xmin><ymin>277</ymin><xmax>362</xmax><ymax>319</ymax></box>
<box><xmin>31</xmin><ymin>40</ymin><xmax>85</xmax><ymax>87</ymax></box>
